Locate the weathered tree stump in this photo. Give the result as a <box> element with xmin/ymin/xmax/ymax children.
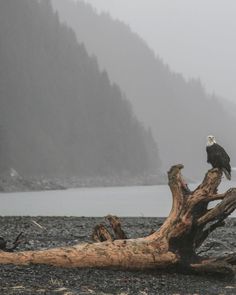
<box><xmin>0</xmin><ymin>165</ymin><xmax>236</xmax><ymax>276</ymax></box>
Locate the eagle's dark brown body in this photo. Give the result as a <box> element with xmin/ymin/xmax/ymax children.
<box><xmin>206</xmin><ymin>143</ymin><xmax>231</xmax><ymax>180</ymax></box>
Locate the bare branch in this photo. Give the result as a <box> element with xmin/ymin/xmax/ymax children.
<box><xmin>197</xmin><ymin>189</ymin><xmax>236</xmax><ymax>226</ymax></box>
<box><xmin>194</xmin><ymin>168</ymin><xmax>222</xmax><ymax>195</ymax></box>
<box><xmin>190</xmin><ymin>260</ymin><xmax>235</xmax><ymax>277</ymax></box>
<box><xmin>91</xmin><ymin>224</ymin><xmax>113</xmax><ymax>242</ymax></box>
<box><xmin>106</xmin><ymin>215</ymin><xmax>127</xmax><ymax>240</ymax></box>
<box><xmin>215</xmin><ymin>253</ymin><xmax>236</xmax><ymax>266</ymax></box>
<box><xmin>195</xmin><ymin>220</ymin><xmax>225</xmax><ymax>248</ymax></box>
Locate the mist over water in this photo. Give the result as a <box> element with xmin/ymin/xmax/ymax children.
<box><xmin>1</xmin><ymin>180</ymin><xmax>235</xmax><ymax>217</ymax></box>
<box><xmin>0</xmin><ymin>0</ymin><xmax>235</xmax><ymax>210</ymax></box>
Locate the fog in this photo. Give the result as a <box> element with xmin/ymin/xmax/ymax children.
<box><xmin>83</xmin><ymin>0</ymin><xmax>236</xmax><ymax>102</ymax></box>
<box><xmin>1</xmin><ymin>180</ymin><xmax>235</xmax><ymax>216</ymax></box>
<box><xmin>0</xmin><ymin>0</ymin><xmax>161</xmax><ymax>183</ymax></box>
<box><xmin>52</xmin><ymin>0</ymin><xmax>236</xmax><ymax>180</ymax></box>
<box><xmin>1</xmin><ymin>0</ymin><xmax>236</xmax><ymax>188</ymax></box>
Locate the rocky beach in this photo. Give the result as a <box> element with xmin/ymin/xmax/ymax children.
<box><xmin>0</xmin><ymin>216</ymin><xmax>235</xmax><ymax>294</ymax></box>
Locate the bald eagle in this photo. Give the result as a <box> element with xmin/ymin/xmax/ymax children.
<box><xmin>206</xmin><ymin>135</ymin><xmax>231</xmax><ymax>180</ymax></box>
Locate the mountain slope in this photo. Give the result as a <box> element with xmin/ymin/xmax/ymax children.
<box><xmin>52</xmin><ymin>0</ymin><xmax>236</xmax><ymax>179</ymax></box>
<box><xmin>0</xmin><ymin>0</ymin><xmax>160</xmax><ymax>178</ymax></box>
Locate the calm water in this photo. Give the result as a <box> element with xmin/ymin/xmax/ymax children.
<box><xmin>0</xmin><ymin>181</ymin><xmax>235</xmax><ymax>217</ymax></box>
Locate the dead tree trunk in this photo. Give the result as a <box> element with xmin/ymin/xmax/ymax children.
<box><xmin>0</xmin><ymin>165</ymin><xmax>236</xmax><ymax>276</ymax></box>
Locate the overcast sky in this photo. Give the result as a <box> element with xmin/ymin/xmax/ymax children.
<box><xmin>82</xmin><ymin>0</ymin><xmax>236</xmax><ymax>102</ymax></box>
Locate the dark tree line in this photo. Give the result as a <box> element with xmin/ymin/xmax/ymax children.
<box><xmin>52</xmin><ymin>0</ymin><xmax>236</xmax><ymax>180</ymax></box>
<box><xmin>0</xmin><ymin>0</ymin><xmax>160</xmax><ymax>178</ymax></box>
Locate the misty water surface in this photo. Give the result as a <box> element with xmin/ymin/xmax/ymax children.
<box><xmin>0</xmin><ymin>182</ymin><xmax>235</xmax><ymax>217</ymax></box>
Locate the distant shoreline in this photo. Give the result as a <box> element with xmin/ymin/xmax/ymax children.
<box><xmin>0</xmin><ymin>173</ymin><xmax>168</xmax><ymax>193</ymax></box>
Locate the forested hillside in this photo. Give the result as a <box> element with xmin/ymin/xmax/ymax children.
<box><xmin>0</xmin><ymin>0</ymin><xmax>160</xmax><ymax>178</ymax></box>
<box><xmin>52</xmin><ymin>0</ymin><xmax>236</xmax><ymax>179</ymax></box>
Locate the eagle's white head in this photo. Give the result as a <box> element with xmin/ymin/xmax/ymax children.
<box><xmin>207</xmin><ymin>135</ymin><xmax>216</xmax><ymax>146</ymax></box>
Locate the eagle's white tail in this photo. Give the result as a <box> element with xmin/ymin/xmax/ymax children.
<box><xmin>223</xmin><ymin>168</ymin><xmax>231</xmax><ymax>180</ymax></box>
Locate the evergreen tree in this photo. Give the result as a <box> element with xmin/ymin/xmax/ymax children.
<box><xmin>0</xmin><ymin>0</ymin><xmax>161</xmax><ymax>178</ymax></box>
<box><xmin>52</xmin><ymin>0</ymin><xmax>236</xmax><ymax>179</ymax></box>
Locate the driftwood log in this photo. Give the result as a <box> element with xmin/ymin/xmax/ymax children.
<box><xmin>0</xmin><ymin>165</ymin><xmax>236</xmax><ymax>276</ymax></box>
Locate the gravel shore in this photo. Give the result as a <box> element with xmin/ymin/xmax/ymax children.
<box><xmin>0</xmin><ymin>216</ymin><xmax>235</xmax><ymax>294</ymax></box>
